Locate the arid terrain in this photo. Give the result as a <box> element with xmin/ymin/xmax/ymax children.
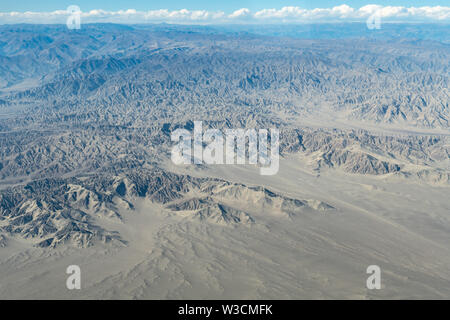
<box><xmin>0</xmin><ymin>23</ymin><xmax>449</xmax><ymax>299</ymax></box>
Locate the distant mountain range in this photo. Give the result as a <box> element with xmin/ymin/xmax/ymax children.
<box><xmin>0</xmin><ymin>23</ymin><xmax>449</xmax><ymax>299</ymax></box>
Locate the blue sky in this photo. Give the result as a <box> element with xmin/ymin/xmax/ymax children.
<box><xmin>1</xmin><ymin>1</ymin><xmax>448</xmax><ymax>24</ymax></box>
<box><xmin>1</xmin><ymin>1</ymin><xmax>449</xmax><ymax>12</ymax></box>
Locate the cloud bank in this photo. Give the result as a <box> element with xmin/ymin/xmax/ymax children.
<box><xmin>0</xmin><ymin>5</ymin><xmax>449</xmax><ymax>25</ymax></box>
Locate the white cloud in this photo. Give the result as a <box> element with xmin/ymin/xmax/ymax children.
<box><xmin>0</xmin><ymin>5</ymin><xmax>449</xmax><ymax>24</ymax></box>
<box><xmin>332</xmin><ymin>4</ymin><xmax>355</xmax><ymax>16</ymax></box>
<box><xmin>229</xmin><ymin>8</ymin><xmax>250</xmax><ymax>19</ymax></box>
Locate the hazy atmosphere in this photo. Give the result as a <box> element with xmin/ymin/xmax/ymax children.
<box><xmin>0</xmin><ymin>1</ymin><xmax>449</xmax><ymax>300</ymax></box>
